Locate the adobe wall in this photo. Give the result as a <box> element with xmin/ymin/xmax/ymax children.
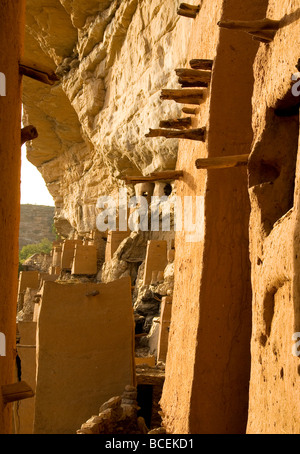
<box><xmin>246</xmin><ymin>0</ymin><xmax>300</xmax><ymax>433</ymax></box>
<box><xmin>0</xmin><ymin>0</ymin><xmax>26</xmax><ymax>434</ymax></box>
<box><xmin>160</xmin><ymin>0</ymin><xmax>269</xmax><ymax>434</ymax></box>
<box><xmin>14</xmin><ymin>322</ymin><xmax>37</xmax><ymax>434</ymax></box>
<box><xmin>33</xmin><ymin>277</ymin><xmax>135</xmax><ymax>434</ymax></box>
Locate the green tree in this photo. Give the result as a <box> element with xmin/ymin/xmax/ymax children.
<box><xmin>19</xmin><ymin>238</ymin><xmax>52</xmax><ymax>263</ymax></box>
<box><xmin>51</xmin><ymin>222</ymin><xmax>60</xmax><ymax>240</ymax></box>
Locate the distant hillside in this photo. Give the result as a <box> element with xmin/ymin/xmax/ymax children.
<box><xmin>19</xmin><ymin>204</ymin><xmax>56</xmax><ymax>250</ymax></box>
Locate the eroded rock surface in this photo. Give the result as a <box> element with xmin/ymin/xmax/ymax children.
<box><xmin>23</xmin><ymin>0</ymin><xmax>193</xmax><ymax>236</ymax></box>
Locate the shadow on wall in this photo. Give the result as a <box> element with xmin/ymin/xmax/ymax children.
<box><xmin>248</xmin><ymin>107</ymin><xmax>299</xmax><ymax>236</ymax></box>
<box><xmin>280</xmin><ymin>8</ymin><xmax>300</xmax><ymax>28</ymax></box>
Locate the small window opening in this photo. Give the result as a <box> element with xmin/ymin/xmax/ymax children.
<box><xmin>164</xmin><ymin>183</ymin><xmax>172</xmax><ymax>196</ymax></box>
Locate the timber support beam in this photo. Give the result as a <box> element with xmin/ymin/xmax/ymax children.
<box><xmin>21</xmin><ymin>125</ymin><xmax>38</xmax><ymax>145</ymax></box>
<box><xmin>177</xmin><ymin>3</ymin><xmax>200</xmax><ymax>19</ymax></box>
<box><xmin>217</xmin><ymin>18</ymin><xmax>280</xmax><ymax>42</ymax></box>
<box><xmin>190</xmin><ymin>59</ymin><xmax>213</xmax><ymax>70</ymax></box>
<box><xmin>159</xmin><ymin>117</ymin><xmax>192</xmax><ymax>129</ymax></box>
<box><xmin>146</xmin><ymin>127</ymin><xmax>206</xmax><ymax>141</ymax></box>
<box><xmin>122</xmin><ymin>170</ymin><xmax>184</xmax><ymax>185</ymax></box>
<box><xmin>176</xmin><ymin>68</ymin><xmax>211</xmax><ymax>86</ymax></box>
<box><xmin>19</xmin><ymin>58</ymin><xmax>60</xmax><ymax>85</ymax></box>
<box><xmin>195</xmin><ymin>154</ymin><xmax>249</xmax><ymax>170</ymax></box>
<box><xmin>1</xmin><ymin>381</ymin><xmax>34</xmax><ymax>404</ymax></box>
<box><xmin>161</xmin><ymin>88</ymin><xmax>206</xmax><ymax>105</ymax></box>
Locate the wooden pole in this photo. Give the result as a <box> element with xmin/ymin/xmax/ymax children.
<box><xmin>247</xmin><ymin>30</ymin><xmax>276</xmax><ymax>42</ymax></box>
<box><xmin>195</xmin><ymin>154</ymin><xmax>249</xmax><ymax>170</ymax></box>
<box><xmin>182</xmin><ymin>107</ymin><xmax>197</xmax><ymax>115</ymax></box>
<box><xmin>146</xmin><ymin>128</ymin><xmax>206</xmax><ymax>141</ymax></box>
<box><xmin>176</xmin><ymin>68</ymin><xmax>211</xmax><ymax>84</ymax></box>
<box><xmin>123</xmin><ymin>170</ymin><xmax>184</xmax><ymax>185</ymax></box>
<box><xmin>150</xmin><ymin>170</ymin><xmax>184</xmax><ymax>179</ymax></box>
<box><xmin>190</xmin><ymin>59</ymin><xmax>213</xmax><ymax>70</ymax></box>
<box><xmin>21</xmin><ymin>125</ymin><xmax>38</xmax><ymax>145</ymax></box>
<box><xmin>251</xmin><ymin>36</ymin><xmax>271</xmax><ymax>44</ymax></box>
<box><xmin>180</xmin><ymin>3</ymin><xmax>200</xmax><ymax>12</ymax></box>
<box><xmin>179</xmin><ymin>79</ymin><xmax>208</xmax><ymax>88</ymax></box>
<box><xmin>159</xmin><ymin>117</ymin><xmax>192</xmax><ymax>129</ymax></box>
<box><xmin>177</xmin><ymin>9</ymin><xmax>197</xmax><ymax>18</ymax></box>
<box><xmin>19</xmin><ymin>58</ymin><xmax>60</xmax><ymax>86</ymax></box>
<box><xmin>177</xmin><ymin>3</ymin><xmax>200</xmax><ymax>18</ymax></box>
<box><xmin>1</xmin><ymin>381</ymin><xmax>34</xmax><ymax>404</ymax></box>
<box><xmin>217</xmin><ymin>19</ymin><xmax>279</xmax><ymax>42</ymax></box>
<box><xmin>217</xmin><ymin>18</ymin><xmax>280</xmax><ymax>31</ymax></box>
<box><xmin>161</xmin><ymin>88</ymin><xmax>206</xmax><ymax>105</ymax></box>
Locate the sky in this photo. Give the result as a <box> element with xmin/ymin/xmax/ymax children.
<box><xmin>21</xmin><ymin>145</ymin><xmax>55</xmax><ymax>207</ymax></box>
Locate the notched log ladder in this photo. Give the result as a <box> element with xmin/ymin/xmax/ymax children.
<box><xmin>195</xmin><ymin>154</ymin><xmax>249</xmax><ymax>170</ymax></box>
<box><xmin>217</xmin><ymin>18</ymin><xmax>280</xmax><ymax>43</ymax></box>
<box><xmin>177</xmin><ymin>3</ymin><xmax>200</xmax><ymax>19</ymax></box>
<box><xmin>19</xmin><ymin>58</ymin><xmax>60</xmax><ymax>85</ymax></box>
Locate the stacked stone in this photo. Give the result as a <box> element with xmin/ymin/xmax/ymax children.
<box><xmin>76</xmin><ymin>386</ymin><xmax>148</xmax><ymax>435</ymax></box>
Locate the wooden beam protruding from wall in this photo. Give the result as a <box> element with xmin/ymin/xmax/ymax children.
<box><xmin>161</xmin><ymin>88</ymin><xmax>206</xmax><ymax>105</ymax></box>
<box><xmin>146</xmin><ymin>128</ymin><xmax>206</xmax><ymax>141</ymax></box>
<box><xmin>195</xmin><ymin>154</ymin><xmax>249</xmax><ymax>170</ymax></box>
<box><xmin>177</xmin><ymin>3</ymin><xmax>200</xmax><ymax>19</ymax></box>
<box><xmin>247</xmin><ymin>30</ymin><xmax>277</xmax><ymax>42</ymax></box>
<box><xmin>251</xmin><ymin>36</ymin><xmax>272</xmax><ymax>44</ymax></box>
<box><xmin>21</xmin><ymin>125</ymin><xmax>38</xmax><ymax>145</ymax></box>
<box><xmin>1</xmin><ymin>381</ymin><xmax>34</xmax><ymax>404</ymax></box>
<box><xmin>19</xmin><ymin>58</ymin><xmax>60</xmax><ymax>86</ymax></box>
<box><xmin>176</xmin><ymin>68</ymin><xmax>211</xmax><ymax>86</ymax></box>
<box><xmin>123</xmin><ymin>170</ymin><xmax>184</xmax><ymax>185</ymax></box>
<box><xmin>159</xmin><ymin>117</ymin><xmax>192</xmax><ymax>130</ymax></box>
<box><xmin>182</xmin><ymin>107</ymin><xmax>197</xmax><ymax>115</ymax></box>
<box><xmin>178</xmin><ymin>79</ymin><xmax>208</xmax><ymax>88</ymax></box>
<box><xmin>217</xmin><ymin>18</ymin><xmax>280</xmax><ymax>42</ymax></box>
<box><xmin>190</xmin><ymin>59</ymin><xmax>214</xmax><ymax>71</ymax></box>
<box><xmin>217</xmin><ymin>18</ymin><xmax>280</xmax><ymax>31</ymax></box>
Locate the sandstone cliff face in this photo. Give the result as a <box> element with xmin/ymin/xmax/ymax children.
<box><xmin>22</xmin><ymin>0</ymin><xmax>192</xmax><ymax>236</ymax></box>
